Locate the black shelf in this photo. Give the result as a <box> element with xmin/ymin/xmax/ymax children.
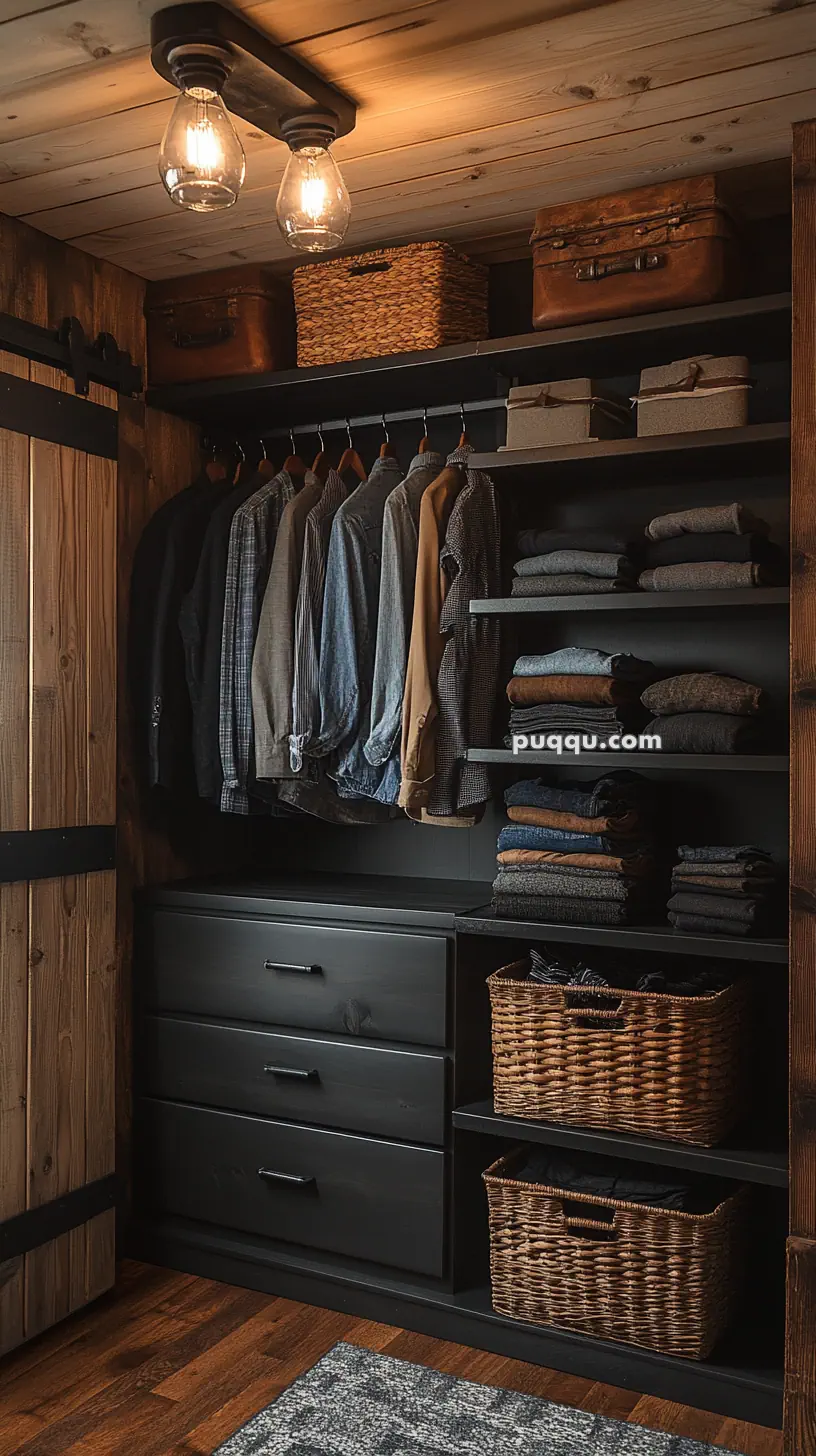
<box><xmin>144</xmin><ymin>292</ymin><xmax>791</xmax><ymax>432</ymax></box>
<box><xmin>129</xmin><ymin>1214</ymin><xmax>783</xmax><ymax>1427</ymax></box>
<box><xmin>452</xmin><ymin>1101</ymin><xmax>788</xmax><ymax>1188</ymax></box>
<box><xmin>469</xmin><ymin>422</ymin><xmax>790</xmax><ymax>484</ymax></box>
<box><xmin>456</xmin><ymin>905</ymin><xmax>788</xmax><ymax>963</ymax></box>
<box><xmin>466</xmin><ymin>749</ymin><xmax>789</xmax><ymax>772</ymax></box>
<box><xmin>470</xmin><ymin>588</ymin><xmax>790</xmax><ymax>616</ymax></box>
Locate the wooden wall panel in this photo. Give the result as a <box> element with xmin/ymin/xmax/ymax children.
<box><xmin>786</xmin><ymin>116</ymin><xmax>816</xmax><ymax>1455</ymax></box>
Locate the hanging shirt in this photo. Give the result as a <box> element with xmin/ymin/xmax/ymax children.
<box><xmin>179</xmin><ymin>472</ymin><xmax>266</xmax><ymax>803</ymax></box>
<box><xmin>427</xmin><ymin>452</ymin><xmax>501</xmax><ymax>819</ymax></box>
<box><xmin>219</xmin><ymin>469</ymin><xmax>295</xmax><ymax>814</ymax></box>
<box><xmin>364</xmin><ymin>450</ymin><xmax>444</xmax><ymax>782</ymax></box>
<box><xmin>289</xmin><ymin>468</ymin><xmax>347</xmax><ymax>772</ymax></box>
<box><xmin>252</xmin><ymin>470</ymin><xmax>322</xmax><ymax>780</ymax></box>
<box><xmin>314</xmin><ymin>455</ymin><xmax>404</xmax><ymax>801</ymax></box>
<box><xmin>398</xmin><ymin>456</ymin><xmax>468</xmax><ymax>819</ymax></box>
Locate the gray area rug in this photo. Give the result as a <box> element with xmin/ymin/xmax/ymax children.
<box><xmin>215</xmin><ymin>1341</ymin><xmax>740</xmax><ymax>1455</ymax></box>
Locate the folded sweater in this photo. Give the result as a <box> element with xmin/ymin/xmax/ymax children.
<box><xmin>639</xmin><ymin>562</ymin><xmax>773</xmax><ymax>592</ymax></box>
<box><xmin>517</xmin><ymin>527</ymin><xmax>640</xmax><ymax>557</ymax></box>
<box><xmin>505</xmin><ymin>773</ymin><xmax>649</xmax><ymax>817</ymax></box>
<box><xmin>493</xmin><ymin>894</ymin><xmax>638</xmax><ymax>926</ymax></box>
<box><xmin>514</xmin><ymin>550</ymin><xmax>635</xmax><ymax>580</ymax></box>
<box><xmin>645</xmin><ymin>531</ymin><xmax>782</xmax><ymax>568</ymax></box>
<box><xmin>493</xmin><ymin>869</ymin><xmax>638</xmax><ymax>901</ymax></box>
<box><xmin>644</xmin><ymin>712</ymin><xmax>766</xmax><ymax>754</ymax></box>
<box><xmin>512</xmin><ymin>574</ymin><xmax>634</xmax><ymax>597</ymax></box>
<box><xmin>642</xmin><ymin>672</ymin><xmax>765</xmax><ymax>717</ymax></box>
<box><xmin>513</xmin><ymin>648</ymin><xmax>654</xmax><ymax>679</ymax></box>
<box><xmin>497</xmin><ymin>848</ymin><xmax>654</xmax><ymax>873</ymax></box>
<box><xmin>507</xmin><ymin>804</ymin><xmax>641</xmax><ymax>834</ymax></box>
<box><xmin>646</xmin><ymin>502</ymin><xmax>769</xmax><ymax>541</ymax></box>
<box><xmin>508</xmin><ymin>674</ymin><xmax>639</xmax><ymax>707</ymax></box>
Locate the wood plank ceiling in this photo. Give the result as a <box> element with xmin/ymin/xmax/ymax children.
<box><xmin>0</xmin><ymin>0</ymin><xmax>812</xmax><ymax>281</ymax></box>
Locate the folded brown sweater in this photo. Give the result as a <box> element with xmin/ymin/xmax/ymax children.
<box><xmin>497</xmin><ymin>849</ymin><xmax>654</xmax><ymax>874</ymax></box>
<box><xmin>507</xmin><ymin>674</ymin><xmax>638</xmax><ymax>707</ymax></box>
<box><xmin>646</xmin><ymin>503</ymin><xmax>769</xmax><ymax>541</ymax></box>
<box><xmin>642</xmin><ymin>672</ymin><xmax>765</xmax><ymax>717</ymax></box>
<box><xmin>507</xmin><ymin>805</ymin><xmax>641</xmax><ymax>834</ymax></box>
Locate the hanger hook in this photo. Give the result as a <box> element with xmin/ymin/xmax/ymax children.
<box><xmin>235</xmin><ymin>440</ymin><xmax>246</xmax><ymax>464</ymax></box>
<box><xmin>422</xmin><ymin>406</ymin><xmax>428</xmax><ymax>437</ymax></box>
<box><xmin>317</xmin><ymin>423</ymin><xmax>325</xmax><ymax>452</ymax></box>
<box><xmin>289</xmin><ymin>427</ymin><xmax>296</xmax><ymax>455</ymax></box>
<box><xmin>381</xmin><ymin>412</ymin><xmax>390</xmax><ymax>443</ymax></box>
<box><xmin>459</xmin><ymin>402</ymin><xmax>466</xmax><ymax>434</ymax></box>
<box><xmin>345</xmin><ymin>417</ymin><xmax>353</xmax><ymax>449</ymax></box>
<box><xmin>260</xmin><ymin>438</ymin><xmax>268</xmax><ymax>461</ymax></box>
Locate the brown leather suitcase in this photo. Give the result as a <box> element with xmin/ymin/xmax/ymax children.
<box><xmin>531</xmin><ymin>175</ymin><xmax>741</xmax><ymax>332</ymax></box>
<box><xmin>145</xmin><ymin>265</ymin><xmax>296</xmax><ymax>385</ymax></box>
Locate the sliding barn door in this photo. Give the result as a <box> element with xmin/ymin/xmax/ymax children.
<box><xmin>0</xmin><ymin>354</ymin><xmax>117</xmax><ymax>1352</ymax></box>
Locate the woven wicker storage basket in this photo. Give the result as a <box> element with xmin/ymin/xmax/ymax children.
<box><xmin>292</xmin><ymin>241</ymin><xmax>488</xmax><ymax>367</ymax></box>
<box><xmin>488</xmin><ymin>960</ymin><xmax>750</xmax><ymax>1146</ymax></box>
<box><xmin>483</xmin><ymin>1148</ymin><xmax>747</xmax><ymax>1358</ymax></box>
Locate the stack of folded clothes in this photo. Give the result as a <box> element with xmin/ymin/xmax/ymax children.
<box><xmin>639</xmin><ymin>502</ymin><xmax>785</xmax><ymax>592</ymax></box>
<box><xmin>505</xmin><ymin>646</ymin><xmax>654</xmax><ymax>745</ymax></box>
<box><xmin>513</xmin><ymin>526</ymin><xmax>640</xmax><ymax>597</ymax></box>
<box><xmin>668</xmin><ymin>845</ymin><xmax>779</xmax><ymax>937</ymax></box>
<box><xmin>492</xmin><ymin>770</ymin><xmax>657</xmax><ymax>925</ymax></box>
<box><xmin>640</xmin><ymin>671</ymin><xmax>767</xmax><ymax>754</ymax></box>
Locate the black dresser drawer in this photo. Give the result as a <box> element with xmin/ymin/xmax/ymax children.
<box><xmin>142</xmin><ymin>910</ymin><xmax>447</xmax><ymax>1048</ymax></box>
<box><xmin>138</xmin><ymin>1099</ymin><xmax>445</xmax><ymax>1277</ymax></box>
<box><xmin>141</xmin><ymin>1016</ymin><xmax>447</xmax><ymax>1145</ymax></box>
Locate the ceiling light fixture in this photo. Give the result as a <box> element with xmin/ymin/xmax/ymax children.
<box><xmin>151</xmin><ymin>4</ymin><xmax>356</xmax><ymax>248</ymax></box>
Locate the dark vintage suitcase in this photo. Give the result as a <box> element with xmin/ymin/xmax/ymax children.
<box><xmin>145</xmin><ymin>265</ymin><xmax>296</xmax><ymax>385</ymax></box>
<box><xmin>530</xmin><ymin>175</ymin><xmax>741</xmax><ymax>331</ymax></box>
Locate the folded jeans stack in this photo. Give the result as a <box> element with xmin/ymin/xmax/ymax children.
<box><xmin>505</xmin><ymin>646</ymin><xmax>654</xmax><ymax>743</ymax></box>
<box><xmin>640</xmin><ymin>671</ymin><xmax>767</xmax><ymax>754</ymax></box>
<box><xmin>492</xmin><ymin>770</ymin><xmax>656</xmax><ymax>925</ymax></box>
<box><xmin>639</xmin><ymin>502</ymin><xmax>785</xmax><ymax>591</ymax></box>
<box><xmin>668</xmin><ymin>844</ymin><xmax>779</xmax><ymax>937</ymax></box>
<box><xmin>513</xmin><ymin>527</ymin><xmax>640</xmax><ymax>597</ymax></box>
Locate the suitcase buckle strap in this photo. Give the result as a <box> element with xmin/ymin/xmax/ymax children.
<box><xmin>575</xmin><ymin>251</ymin><xmax>662</xmax><ymax>282</ymax></box>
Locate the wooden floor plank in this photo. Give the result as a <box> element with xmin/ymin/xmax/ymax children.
<box><xmin>0</xmin><ymin>1262</ymin><xmax>783</xmax><ymax>1456</ymax></box>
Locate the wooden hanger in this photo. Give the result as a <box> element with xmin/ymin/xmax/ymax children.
<box><xmin>379</xmin><ymin>413</ymin><xmax>398</xmax><ymax>460</ymax></box>
<box><xmin>337</xmin><ymin>418</ymin><xmax>367</xmax><ymax>482</ymax></box>
<box><xmin>282</xmin><ymin>427</ymin><xmax>307</xmax><ymax>483</ymax></box>
<box><xmin>458</xmin><ymin>402</ymin><xmax>470</xmax><ymax>448</ymax></box>
<box><xmin>312</xmin><ymin>425</ymin><xmax>331</xmax><ymax>484</ymax></box>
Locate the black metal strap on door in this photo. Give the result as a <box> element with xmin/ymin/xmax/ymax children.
<box><xmin>0</xmin><ymin>1174</ymin><xmax>120</xmax><ymax>1261</ymax></box>
<box><xmin>0</xmin><ymin>826</ymin><xmax>116</xmax><ymax>885</ymax></box>
<box><xmin>0</xmin><ymin>313</ymin><xmax>142</xmax><ymax>397</ymax></box>
<box><xmin>0</xmin><ymin>372</ymin><xmax>118</xmax><ymax>458</ymax></box>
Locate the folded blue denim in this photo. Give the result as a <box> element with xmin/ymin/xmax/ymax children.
<box><xmin>504</xmin><ymin>772</ymin><xmax>650</xmax><ymax>817</ymax></box>
<box><xmin>514</xmin><ymin>550</ymin><xmax>635</xmax><ymax>579</ymax></box>
<box><xmin>513</xmin><ymin>648</ymin><xmax>655</xmax><ymax>679</ymax></box>
<box><xmin>498</xmin><ymin>824</ymin><xmax>637</xmax><ymax>854</ymax></box>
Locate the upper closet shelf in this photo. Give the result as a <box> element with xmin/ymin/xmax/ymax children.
<box><xmin>470</xmin><ymin>588</ymin><xmax>790</xmax><ymax>616</ymax></box>
<box><xmin>144</xmin><ymin>292</ymin><xmax>791</xmax><ymax>432</ymax></box>
<box><xmin>468</xmin><ymin>422</ymin><xmax>790</xmax><ymax>484</ymax></box>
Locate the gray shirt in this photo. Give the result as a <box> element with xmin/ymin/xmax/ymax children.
<box><xmin>364</xmin><ymin>451</ymin><xmax>444</xmax><ymax>774</ymax></box>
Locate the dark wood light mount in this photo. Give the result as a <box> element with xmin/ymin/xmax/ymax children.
<box><xmin>150</xmin><ymin>2</ymin><xmax>357</xmax><ymax>142</ymax></box>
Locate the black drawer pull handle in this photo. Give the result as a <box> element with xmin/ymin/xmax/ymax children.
<box><xmin>263</xmin><ymin>1064</ymin><xmax>319</xmax><ymax>1082</ymax></box>
<box><xmin>257</xmin><ymin>1167</ymin><xmax>316</xmax><ymax>1188</ymax></box>
<box><xmin>263</xmin><ymin>960</ymin><xmax>322</xmax><ymax>975</ymax></box>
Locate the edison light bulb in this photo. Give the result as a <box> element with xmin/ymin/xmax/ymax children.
<box><xmin>159</xmin><ymin>86</ymin><xmax>246</xmax><ymax>213</ymax></box>
<box><xmin>276</xmin><ymin>140</ymin><xmax>350</xmax><ymax>253</ymax></box>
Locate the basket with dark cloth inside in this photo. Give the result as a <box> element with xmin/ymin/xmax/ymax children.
<box><xmin>483</xmin><ymin>1145</ymin><xmax>749</xmax><ymax>1359</ymax></box>
<box><xmin>488</xmin><ymin>955</ymin><xmax>751</xmax><ymax>1145</ymax></box>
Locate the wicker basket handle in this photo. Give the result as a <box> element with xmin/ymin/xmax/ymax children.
<box><xmin>562</xmin><ymin>990</ymin><xmax>627</xmax><ymax>1029</ymax></box>
<box><xmin>561</xmin><ymin>1199</ymin><xmax>618</xmax><ymax>1242</ymax></box>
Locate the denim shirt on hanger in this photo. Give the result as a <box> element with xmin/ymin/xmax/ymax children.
<box><xmin>314</xmin><ymin>454</ymin><xmax>404</xmax><ymax>801</ymax></box>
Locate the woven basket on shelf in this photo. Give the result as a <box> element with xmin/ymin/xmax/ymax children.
<box><xmin>483</xmin><ymin>1148</ymin><xmax>747</xmax><ymax>1359</ymax></box>
<box><xmin>488</xmin><ymin>959</ymin><xmax>750</xmax><ymax>1147</ymax></box>
<box><xmin>292</xmin><ymin>241</ymin><xmax>488</xmax><ymax>367</ymax></box>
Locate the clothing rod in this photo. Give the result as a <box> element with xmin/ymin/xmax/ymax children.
<box><xmin>256</xmin><ymin>396</ymin><xmax>507</xmax><ymax>442</ymax></box>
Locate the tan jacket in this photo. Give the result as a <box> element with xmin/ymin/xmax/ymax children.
<box><xmin>398</xmin><ymin>465</ymin><xmax>465</xmax><ymax>819</ymax></box>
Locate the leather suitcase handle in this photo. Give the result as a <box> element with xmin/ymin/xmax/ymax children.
<box><xmin>257</xmin><ymin>1167</ymin><xmax>316</xmax><ymax>1189</ymax></box>
<box><xmin>576</xmin><ymin>251</ymin><xmax>662</xmax><ymax>282</ymax></box>
<box><xmin>170</xmin><ymin>322</ymin><xmax>236</xmax><ymax>349</ymax></box>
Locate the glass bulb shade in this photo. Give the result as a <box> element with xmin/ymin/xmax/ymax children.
<box><xmin>159</xmin><ymin>86</ymin><xmax>246</xmax><ymax>212</ymax></box>
<box><xmin>276</xmin><ymin>143</ymin><xmax>351</xmax><ymax>253</ymax></box>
